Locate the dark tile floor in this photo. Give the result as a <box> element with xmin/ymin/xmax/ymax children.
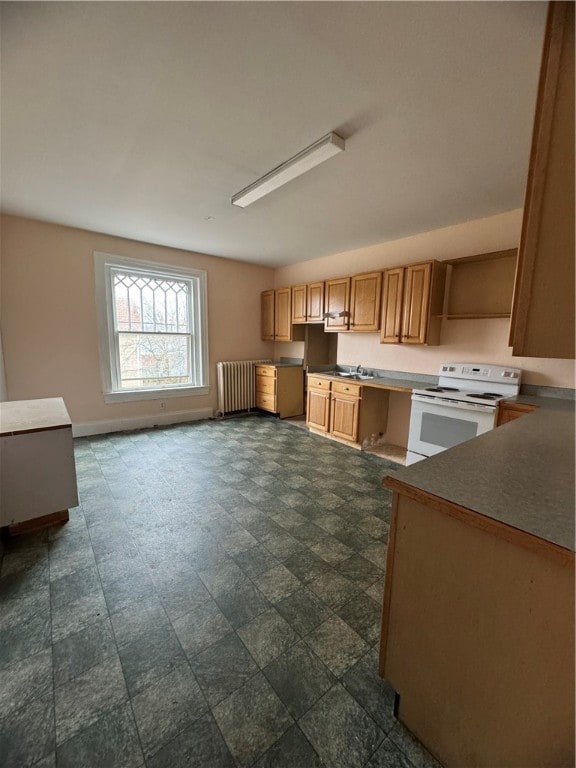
<box><xmin>0</xmin><ymin>414</ymin><xmax>442</xmax><ymax>768</ymax></box>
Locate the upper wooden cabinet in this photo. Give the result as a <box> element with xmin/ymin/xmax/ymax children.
<box><xmin>509</xmin><ymin>1</ymin><xmax>575</xmax><ymax>359</ymax></box>
<box><xmin>324</xmin><ymin>277</ymin><xmax>351</xmax><ymax>332</ymax></box>
<box><xmin>291</xmin><ymin>282</ymin><xmax>325</xmax><ymax>324</ymax></box>
<box><xmin>261</xmin><ymin>290</ymin><xmax>275</xmax><ymax>341</ymax></box>
<box><xmin>261</xmin><ymin>287</ymin><xmax>294</xmax><ymax>341</ymax></box>
<box><xmin>380</xmin><ymin>267</ymin><xmax>405</xmax><ymax>343</ymax></box>
<box><xmin>274</xmin><ymin>287</ymin><xmax>292</xmax><ymax>342</ymax></box>
<box><xmin>307</xmin><ymin>282</ymin><xmax>325</xmax><ymax>323</ymax></box>
<box><xmin>350</xmin><ymin>271</ymin><xmax>382</xmax><ymax>332</ymax></box>
<box><xmin>291</xmin><ymin>284</ymin><xmax>307</xmax><ymax>324</ymax></box>
<box><xmin>380</xmin><ymin>261</ymin><xmax>446</xmax><ymax>345</ymax></box>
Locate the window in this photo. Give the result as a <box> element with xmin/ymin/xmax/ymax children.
<box><xmin>94</xmin><ymin>252</ymin><xmax>208</xmax><ymax>402</ymax></box>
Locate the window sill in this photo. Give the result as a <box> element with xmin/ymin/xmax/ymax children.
<box><xmin>103</xmin><ymin>386</ymin><xmax>209</xmax><ymax>404</ymax></box>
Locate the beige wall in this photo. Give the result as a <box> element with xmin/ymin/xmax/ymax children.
<box><xmin>0</xmin><ymin>215</ymin><xmax>274</xmax><ymax>425</ymax></box>
<box><xmin>274</xmin><ymin>209</ymin><xmax>575</xmax><ymax>388</ymax></box>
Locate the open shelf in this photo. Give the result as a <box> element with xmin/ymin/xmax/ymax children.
<box><xmin>444</xmin><ymin>249</ymin><xmax>517</xmax><ymax>319</ymax></box>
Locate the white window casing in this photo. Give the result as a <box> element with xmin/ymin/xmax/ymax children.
<box><xmin>94</xmin><ymin>252</ymin><xmax>209</xmax><ymax>403</ymax></box>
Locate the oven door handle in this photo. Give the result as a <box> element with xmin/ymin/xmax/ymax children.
<box><xmin>411</xmin><ymin>394</ymin><xmax>496</xmax><ymax>412</ymax></box>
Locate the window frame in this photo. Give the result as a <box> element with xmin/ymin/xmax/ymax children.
<box><xmin>94</xmin><ymin>252</ymin><xmax>209</xmax><ymax>403</ymax></box>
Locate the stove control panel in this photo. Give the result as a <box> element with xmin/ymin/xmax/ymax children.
<box><xmin>438</xmin><ymin>363</ymin><xmax>522</xmax><ymax>387</ymax></box>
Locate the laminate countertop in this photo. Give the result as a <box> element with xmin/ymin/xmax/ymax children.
<box><xmin>383</xmin><ymin>396</ymin><xmax>575</xmax><ymax>552</ymax></box>
<box><xmin>308</xmin><ymin>372</ymin><xmax>417</xmax><ymax>394</ymax></box>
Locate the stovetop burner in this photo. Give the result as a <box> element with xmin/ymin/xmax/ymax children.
<box><xmin>467</xmin><ymin>392</ymin><xmax>501</xmax><ymax>400</ymax></box>
<box><xmin>425</xmin><ymin>386</ymin><xmax>460</xmax><ymax>393</ymax></box>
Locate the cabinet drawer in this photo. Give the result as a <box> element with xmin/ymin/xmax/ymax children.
<box><xmin>256</xmin><ymin>392</ymin><xmax>276</xmax><ymax>411</ymax></box>
<box><xmin>332</xmin><ymin>380</ymin><xmax>361</xmax><ymax>397</ymax></box>
<box><xmin>255</xmin><ymin>365</ymin><xmax>276</xmax><ymax>378</ymax></box>
<box><xmin>256</xmin><ymin>376</ymin><xmax>276</xmax><ymax>395</ymax></box>
<box><xmin>307</xmin><ymin>376</ymin><xmax>331</xmax><ymax>391</ymax></box>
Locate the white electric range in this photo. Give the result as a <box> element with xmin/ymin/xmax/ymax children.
<box><xmin>407</xmin><ymin>362</ymin><xmax>522</xmax><ymax>465</ymax></box>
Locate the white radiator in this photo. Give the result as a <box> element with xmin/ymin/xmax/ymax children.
<box><xmin>216</xmin><ymin>360</ymin><xmax>272</xmax><ymax>417</ymax></box>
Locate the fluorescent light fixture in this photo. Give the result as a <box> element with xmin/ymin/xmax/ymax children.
<box><xmin>232</xmin><ymin>132</ymin><xmax>345</xmax><ymax>208</ymax></box>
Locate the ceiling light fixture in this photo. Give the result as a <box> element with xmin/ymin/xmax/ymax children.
<box><xmin>231</xmin><ymin>132</ymin><xmax>345</xmax><ymax>208</ymax></box>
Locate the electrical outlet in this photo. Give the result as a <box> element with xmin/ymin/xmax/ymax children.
<box><xmin>160</xmin><ymin>401</ymin><xmax>166</xmax><ymax>410</ymax></box>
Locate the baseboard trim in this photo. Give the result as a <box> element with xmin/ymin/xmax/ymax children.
<box><xmin>72</xmin><ymin>408</ymin><xmax>214</xmax><ymax>437</ymax></box>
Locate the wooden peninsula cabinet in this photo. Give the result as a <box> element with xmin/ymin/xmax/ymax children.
<box><xmin>380</xmin><ymin>402</ymin><xmax>575</xmax><ymax>768</ymax></box>
<box><xmin>0</xmin><ymin>398</ymin><xmax>78</xmax><ymax>533</ymax></box>
<box><xmin>380</xmin><ymin>261</ymin><xmax>446</xmax><ymax>345</ymax></box>
<box><xmin>255</xmin><ymin>364</ymin><xmax>303</xmax><ymax>419</ymax></box>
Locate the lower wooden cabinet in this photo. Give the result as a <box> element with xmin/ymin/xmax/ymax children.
<box><xmin>496</xmin><ymin>401</ymin><xmax>537</xmax><ymax>426</ymax></box>
<box><xmin>306</xmin><ymin>375</ymin><xmax>389</xmax><ymax>447</ymax></box>
<box><xmin>306</xmin><ymin>378</ymin><xmax>331</xmax><ymax>432</ymax></box>
<box><xmin>330</xmin><ymin>381</ymin><xmax>362</xmax><ymax>442</ymax></box>
<box><xmin>255</xmin><ymin>364</ymin><xmax>304</xmax><ymax>419</ymax></box>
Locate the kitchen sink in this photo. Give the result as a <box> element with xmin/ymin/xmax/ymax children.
<box><xmin>331</xmin><ymin>371</ymin><xmax>374</xmax><ymax>381</ymax></box>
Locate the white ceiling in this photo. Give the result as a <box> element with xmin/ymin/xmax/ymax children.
<box><xmin>1</xmin><ymin>2</ymin><xmax>547</xmax><ymax>267</ymax></box>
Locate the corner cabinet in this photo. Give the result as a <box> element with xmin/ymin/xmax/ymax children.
<box><xmin>509</xmin><ymin>1</ymin><xmax>575</xmax><ymax>359</ymax></box>
<box><xmin>380</xmin><ymin>261</ymin><xmax>446</xmax><ymax>345</ymax></box>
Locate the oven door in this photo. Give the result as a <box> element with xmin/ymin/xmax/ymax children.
<box><xmin>408</xmin><ymin>394</ymin><xmax>497</xmax><ymax>462</ymax></box>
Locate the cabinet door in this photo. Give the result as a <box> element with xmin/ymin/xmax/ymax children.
<box><xmin>330</xmin><ymin>393</ymin><xmax>360</xmax><ymax>442</ymax></box>
<box><xmin>380</xmin><ymin>268</ymin><xmax>405</xmax><ymax>343</ymax></box>
<box><xmin>261</xmin><ymin>290</ymin><xmax>275</xmax><ymax>341</ymax></box>
<box><xmin>350</xmin><ymin>272</ymin><xmax>382</xmax><ymax>332</ymax></box>
<box><xmin>292</xmin><ymin>284</ymin><xmax>308</xmax><ymax>324</ymax></box>
<box><xmin>509</xmin><ymin>2</ymin><xmax>575</xmax><ymax>359</ymax></box>
<box><xmin>401</xmin><ymin>262</ymin><xmax>432</xmax><ymax>344</ymax></box>
<box><xmin>307</xmin><ymin>389</ymin><xmax>331</xmax><ymax>432</ymax></box>
<box><xmin>307</xmin><ymin>282</ymin><xmax>325</xmax><ymax>323</ymax></box>
<box><xmin>324</xmin><ymin>277</ymin><xmax>350</xmax><ymax>331</ymax></box>
<box><xmin>274</xmin><ymin>287</ymin><xmax>292</xmax><ymax>342</ymax></box>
